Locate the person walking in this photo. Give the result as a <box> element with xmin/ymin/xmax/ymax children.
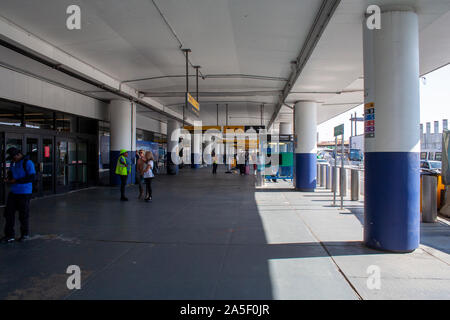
<box><xmin>115</xmin><ymin>149</ymin><xmax>130</xmax><ymax>201</ymax></box>
<box><xmin>136</xmin><ymin>150</ymin><xmax>146</xmax><ymax>199</ymax></box>
<box><xmin>143</xmin><ymin>151</ymin><xmax>155</xmax><ymax>202</ymax></box>
<box><xmin>1</xmin><ymin>147</ymin><xmax>36</xmax><ymax>243</ymax></box>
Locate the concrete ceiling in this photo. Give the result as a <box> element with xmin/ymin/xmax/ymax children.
<box><xmin>278</xmin><ymin>0</ymin><xmax>450</xmax><ymax>126</ymax></box>
<box><xmin>1</xmin><ymin>0</ymin><xmax>450</xmax><ymax>128</ymax></box>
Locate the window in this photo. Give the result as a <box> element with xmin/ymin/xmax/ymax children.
<box><xmin>0</xmin><ymin>100</ymin><xmax>23</xmax><ymax>127</ymax></box>
<box><xmin>24</xmin><ymin>105</ymin><xmax>54</xmax><ymax>130</ymax></box>
<box><xmin>55</xmin><ymin>112</ymin><xmax>77</xmax><ymax>133</ymax></box>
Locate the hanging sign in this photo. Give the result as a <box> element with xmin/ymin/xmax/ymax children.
<box><xmin>187</xmin><ymin>93</ymin><xmax>200</xmax><ymax>114</ymax></box>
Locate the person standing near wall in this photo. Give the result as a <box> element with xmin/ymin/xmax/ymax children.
<box><xmin>116</xmin><ymin>149</ymin><xmax>130</xmax><ymax>201</ymax></box>
<box><xmin>1</xmin><ymin>148</ymin><xmax>36</xmax><ymax>243</ymax></box>
<box><xmin>143</xmin><ymin>151</ymin><xmax>155</xmax><ymax>202</ymax></box>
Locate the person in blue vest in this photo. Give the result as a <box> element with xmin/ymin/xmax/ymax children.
<box><xmin>115</xmin><ymin>149</ymin><xmax>130</xmax><ymax>201</ymax></box>
<box><xmin>1</xmin><ymin>147</ymin><xmax>36</xmax><ymax>243</ymax></box>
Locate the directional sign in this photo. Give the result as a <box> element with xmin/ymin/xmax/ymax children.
<box><xmin>187</xmin><ymin>93</ymin><xmax>200</xmax><ymax>113</ymax></box>
<box><xmin>334</xmin><ymin>124</ymin><xmax>344</xmax><ymax>137</ymax></box>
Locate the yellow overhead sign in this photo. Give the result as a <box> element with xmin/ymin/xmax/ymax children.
<box><xmin>187</xmin><ymin>93</ymin><xmax>200</xmax><ymax>112</ymax></box>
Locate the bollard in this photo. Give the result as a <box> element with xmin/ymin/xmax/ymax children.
<box><xmin>326</xmin><ymin>165</ymin><xmax>331</xmax><ymax>189</ymax></box>
<box><xmin>320</xmin><ymin>165</ymin><xmax>326</xmax><ymax>187</ymax></box>
<box><xmin>340</xmin><ymin>167</ymin><xmax>347</xmax><ymax>197</ymax></box>
<box><xmin>332</xmin><ymin>166</ymin><xmax>337</xmax><ymax>192</ymax></box>
<box><xmin>422</xmin><ymin>175</ymin><xmax>437</xmax><ymax>223</ymax></box>
<box><xmin>317</xmin><ymin>164</ymin><xmax>321</xmax><ymax>185</ymax></box>
<box><xmin>351</xmin><ymin>170</ymin><xmax>360</xmax><ymax>201</ymax></box>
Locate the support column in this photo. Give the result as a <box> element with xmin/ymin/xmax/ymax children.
<box><xmin>294</xmin><ymin>101</ymin><xmax>317</xmax><ymax>192</ymax></box>
<box><xmin>363</xmin><ymin>8</ymin><xmax>420</xmax><ymax>252</ymax></box>
<box><xmin>109</xmin><ymin>100</ymin><xmax>136</xmax><ymax>186</ymax></box>
<box><xmin>167</xmin><ymin>119</ymin><xmax>180</xmax><ymax>175</ymax></box>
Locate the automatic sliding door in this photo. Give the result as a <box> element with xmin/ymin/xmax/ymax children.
<box><xmin>42</xmin><ymin>137</ymin><xmax>54</xmax><ymax>194</ymax></box>
<box><xmin>25</xmin><ymin>136</ymin><xmax>39</xmax><ymax>195</ymax></box>
<box><xmin>56</xmin><ymin>140</ymin><xmax>69</xmax><ymax>193</ymax></box>
<box><xmin>5</xmin><ymin>133</ymin><xmax>23</xmax><ymax>197</ymax></box>
<box><xmin>68</xmin><ymin>140</ymin><xmax>77</xmax><ymax>190</ymax></box>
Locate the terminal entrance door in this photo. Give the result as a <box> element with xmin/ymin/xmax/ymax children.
<box><xmin>2</xmin><ymin>133</ymin><xmax>55</xmax><ymax>199</ymax></box>
<box><xmin>24</xmin><ymin>135</ymin><xmax>55</xmax><ymax>197</ymax></box>
<box><xmin>56</xmin><ymin>138</ymin><xmax>89</xmax><ymax>192</ymax></box>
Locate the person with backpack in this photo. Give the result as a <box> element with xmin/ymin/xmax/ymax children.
<box><xmin>143</xmin><ymin>151</ymin><xmax>155</xmax><ymax>202</ymax></box>
<box><xmin>1</xmin><ymin>147</ymin><xmax>36</xmax><ymax>243</ymax></box>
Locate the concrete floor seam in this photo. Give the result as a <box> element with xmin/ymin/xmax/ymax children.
<box><xmin>281</xmin><ymin>192</ymin><xmax>364</xmax><ymax>300</ymax></box>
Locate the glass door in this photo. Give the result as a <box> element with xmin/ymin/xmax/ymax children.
<box><xmin>0</xmin><ymin>132</ymin><xmax>5</xmax><ymax>206</ymax></box>
<box><xmin>41</xmin><ymin>136</ymin><xmax>54</xmax><ymax>195</ymax></box>
<box><xmin>25</xmin><ymin>135</ymin><xmax>40</xmax><ymax>196</ymax></box>
<box><xmin>5</xmin><ymin>133</ymin><xmax>24</xmax><ymax>198</ymax></box>
<box><xmin>68</xmin><ymin>140</ymin><xmax>77</xmax><ymax>189</ymax></box>
<box><xmin>56</xmin><ymin>139</ymin><xmax>69</xmax><ymax>193</ymax></box>
<box><xmin>77</xmin><ymin>140</ymin><xmax>88</xmax><ymax>187</ymax></box>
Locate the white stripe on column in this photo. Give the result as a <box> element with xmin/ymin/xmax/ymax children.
<box><xmin>294</xmin><ymin>101</ymin><xmax>317</xmax><ymax>154</ymax></box>
<box><xmin>366</xmin><ymin>10</ymin><xmax>420</xmax><ymax>153</ymax></box>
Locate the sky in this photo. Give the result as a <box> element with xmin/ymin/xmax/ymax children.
<box><xmin>317</xmin><ymin>63</ymin><xmax>450</xmax><ymax>142</ymax></box>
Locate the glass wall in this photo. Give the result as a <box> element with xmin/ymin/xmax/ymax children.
<box><xmin>0</xmin><ymin>98</ymin><xmax>99</xmax><ymax>204</ymax></box>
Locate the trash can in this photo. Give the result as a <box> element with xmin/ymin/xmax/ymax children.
<box><xmin>422</xmin><ymin>173</ymin><xmax>438</xmax><ymax>223</ymax></box>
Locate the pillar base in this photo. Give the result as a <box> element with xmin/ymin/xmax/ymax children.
<box><xmin>364</xmin><ymin>152</ymin><xmax>420</xmax><ymax>252</ymax></box>
<box><xmin>295</xmin><ymin>188</ymin><xmax>315</xmax><ymax>192</ymax></box>
<box><xmin>294</xmin><ymin>153</ymin><xmax>317</xmax><ymax>191</ymax></box>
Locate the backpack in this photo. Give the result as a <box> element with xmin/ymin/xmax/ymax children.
<box><xmin>8</xmin><ymin>157</ymin><xmax>36</xmax><ymax>184</ymax></box>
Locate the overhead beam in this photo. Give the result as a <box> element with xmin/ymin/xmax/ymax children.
<box><xmin>267</xmin><ymin>0</ymin><xmax>341</xmax><ymax>129</ymax></box>
<box><xmin>144</xmin><ymin>90</ymin><xmax>282</xmax><ymax>98</ymax></box>
<box><xmin>122</xmin><ymin>74</ymin><xmax>288</xmax><ymax>83</ymax></box>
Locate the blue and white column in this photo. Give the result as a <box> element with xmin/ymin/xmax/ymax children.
<box><xmin>294</xmin><ymin>101</ymin><xmax>317</xmax><ymax>192</ymax></box>
<box><xmin>363</xmin><ymin>8</ymin><xmax>420</xmax><ymax>252</ymax></box>
<box><xmin>109</xmin><ymin>100</ymin><xmax>136</xmax><ymax>186</ymax></box>
<box><xmin>167</xmin><ymin>119</ymin><xmax>180</xmax><ymax>175</ymax></box>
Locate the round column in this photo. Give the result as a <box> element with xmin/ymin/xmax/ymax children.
<box><xmin>294</xmin><ymin>101</ymin><xmax>317</xmax><ymax>192</ymax></box>
<box><xmin>363</xmin><ymin>8</ymin><xmax>420</xmax><ymax>252</ymax></box>
<box><xmin>109</xmin><ymin>100</ymin><xmax>136</xmax><ymax>186</ymax></box>
<box><xmin>167</xmin><ymin>120</ymin><xmax>180</xmax><ymax>175</ymax></box>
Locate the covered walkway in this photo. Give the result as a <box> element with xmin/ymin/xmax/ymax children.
<box><xmin>0</xmin><ymin>168</ymin><xmax>449</xmax><ymax>300</ymax></box>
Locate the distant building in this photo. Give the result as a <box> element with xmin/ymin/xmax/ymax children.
<box><xmin>421</xmin><ymin>119</ymin><xmax>448</xmax><ymax>161</ymax></box>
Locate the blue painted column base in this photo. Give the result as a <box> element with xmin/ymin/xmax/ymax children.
<box><xmin>110</xmin><ymin>150</ymin><xmax>136</xmax><ymax>186</ymax></box>
<box><xmin>191</xmin><ymin>153</ymin><xmax>201</xmax><ymax>169</ymax></box>
<box><xmin>294</xmin><ymin>153</ymin><xmax>317</xmax><ymax>192</ymax></box>
<box><xmin>364</xmin><ymin>152</ymin><xmax>420</xmax><ymax>252</ymax></box>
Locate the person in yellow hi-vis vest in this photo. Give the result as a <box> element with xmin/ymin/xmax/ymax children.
<box><xmin>116</xmin><ymin>149</ymin><xmax>129</xmax><ymax>201</ymax></box>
